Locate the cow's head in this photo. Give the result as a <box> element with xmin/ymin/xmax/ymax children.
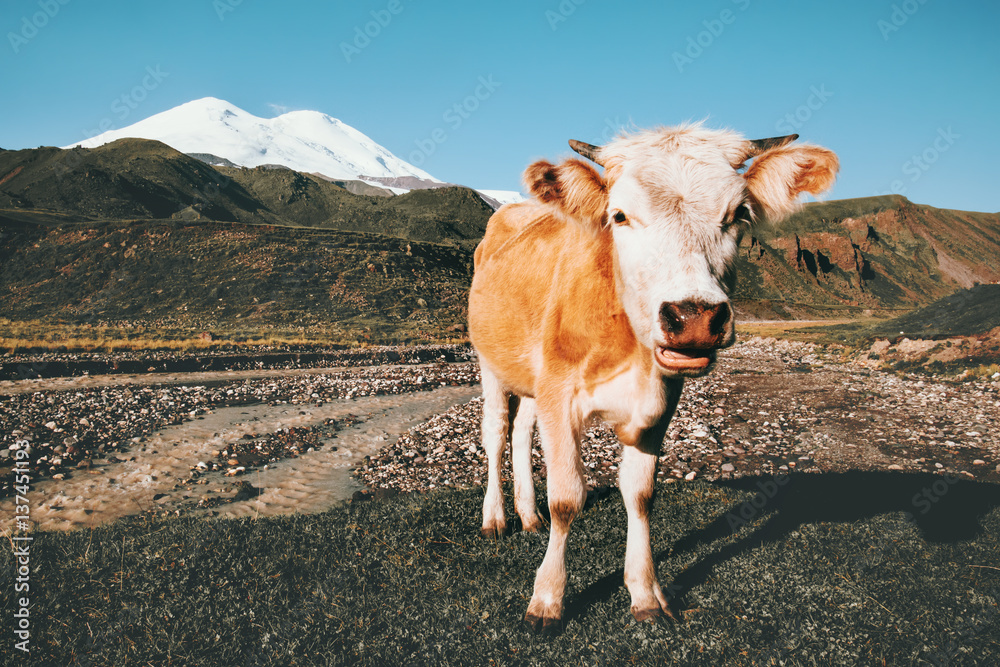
<box><xmin>524</xmin><ymin>124</ymin><xmax>838</xmax><ymax>377</ymax></box>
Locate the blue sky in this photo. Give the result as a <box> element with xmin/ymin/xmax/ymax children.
<box><xmin>3</xmin><ymin>0</ymin><xmax>998</xmax><ymax>211</ymax></box>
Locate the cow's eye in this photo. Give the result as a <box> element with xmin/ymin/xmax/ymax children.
<box><xmin>611</xmin><ymin>210</ymin><xmax>628</xmax><ymax>225</ymax></box>
<box><xmin>732</xmin><ymin>204</ymin><xmax>752</xmax><ymax>224</ymax></box>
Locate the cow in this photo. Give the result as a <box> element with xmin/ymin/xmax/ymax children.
<box><xmin>467</xmin><ymin>124</ymin><xmax>838</xmax><ymax>634</ymax></box>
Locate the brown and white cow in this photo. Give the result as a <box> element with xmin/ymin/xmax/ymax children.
<box><xmin>468</xmin><ymin>124</ymin><xmax>838</xmax><ymax>633</ymax></box>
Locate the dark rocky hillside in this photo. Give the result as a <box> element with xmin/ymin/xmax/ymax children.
<box><xmin>859</xmin><ymin>284</ymin><xmax>1000</xmax><ymax>341</ymax></box>
<box><xmin>216</xmin><ymin>165</ymin><xmax>492</xmax><ymax>245</ymax></box>
<box><xmin>732</xmin><ymin>196</ymin><xmax>1000</xmax><ymax>319</ymax></box>
<box><xmin>0</xmin><ymin>219</ymin><xmax>473</xmax><ymax>342</ymax></box>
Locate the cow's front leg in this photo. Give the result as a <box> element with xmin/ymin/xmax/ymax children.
<box><xmin>619</xmin><ymin>381</ymin><xmax>681</xmax><ymax>622</ymax></box>
<box><xmin>524</xmin><ymin>411</ymin><xmax>586</xmax><ymax>635</ymax></box>
<box><xmin>480</xmin><ymin>365</ymin><xmax>510</xmax><ymax>538</ymax></box>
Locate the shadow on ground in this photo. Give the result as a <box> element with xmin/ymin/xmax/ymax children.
<box><xmin>571</xmin><ymin>471</ymin><xmax>1000</xmax><ymax>619</ymax></box>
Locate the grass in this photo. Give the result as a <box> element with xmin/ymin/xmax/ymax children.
<box><xmin>736</xmin><ymin>319</ymin><xmax>875</xmax><ymax>345</ymax></box>
<box><xmin>6</xmin><ymin>475</ymin><xmax>999</xmax><ymax>666</ymax></box>
<box><xmin>968</xmin><ymin>363</ymin><xmax>1000</xmax><ymax>380</ymax></box>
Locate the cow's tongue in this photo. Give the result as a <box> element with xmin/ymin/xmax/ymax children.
<box><xmin>655</xmin><ymin>346</ymin><xmax>712</xmax><ymax>370</ymax></box>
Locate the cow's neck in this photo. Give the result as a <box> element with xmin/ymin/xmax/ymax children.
<box><xmin>552</xmin><ymin>226</ymin><xmax>674</xmax><ymax>433</ymax></box>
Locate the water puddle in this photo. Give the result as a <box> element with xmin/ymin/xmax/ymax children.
<box><xmin>4</xmin><ymin>384</ymin><xmax>481</xmax><ymax>531</ymax></box>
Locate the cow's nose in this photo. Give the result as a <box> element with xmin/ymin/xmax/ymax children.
<box><xmin>659</xmin><ymin>300</ymin><xmax>732</xmax><ymax>349</ymax></box>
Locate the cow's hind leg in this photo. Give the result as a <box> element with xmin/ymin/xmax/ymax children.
<box><xmin>525</xmin><ymin>409</ymin><xmax>586</xmax><ymax>634</ymax></box>
<box><xmin>511</xmin><ymin>397</ymin><xmax>541</xmax><ymax>532</ymax></box>
<box><xmin>480</xmin><ymin>364</ymin><xmax>510</xmax><ymax>538</ymax></box>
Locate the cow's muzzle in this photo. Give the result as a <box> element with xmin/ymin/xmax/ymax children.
<box><xmin>655</xmin><ymin>300</ymin><xmax>733</xmax><ymax>372</ymax></box>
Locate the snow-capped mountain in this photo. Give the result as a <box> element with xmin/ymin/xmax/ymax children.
<box><xmin>65</xmin><ymin>97</ymin><xmax>523</xmax><ymax>204</ymax></box>
<box><xmin>477</xmin><ymin>190</ymin><xmax>526</xmax><ymax>207</ymax></box>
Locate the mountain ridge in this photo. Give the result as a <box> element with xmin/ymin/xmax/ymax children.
<box><xmin>0</xmin><ymin>139</ymin><xmax>493</xmax><ymax>246</ymax></box>
<box><xmin>65</xmin><ymin>97</ymin><xmax>439</xmax><ymax>185</ymax></box>
<box><xmin>732</xmin><ymin>195</ymin><xmax>1000</xmax><ymax>318</ymax></box>
<box><xmin>61</xmin><ymin>96</ymin><xmax>523</xmax><ymax>204</ymax></box>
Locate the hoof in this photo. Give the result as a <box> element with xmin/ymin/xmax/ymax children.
<box><xmin>632</xmin><ymin>606</ymin><xmax>676</xmax><ymax>623</ymax></box>
<box><xmin>519</xmin><ymin>516</ymin><xmax>543</xmax><ymax>533</ymax></box>
<box><xmin>480</xmin><ymin>522</ymin><xmax>507</xmax><ymax>540</ymax></box>
<box><xmin>524</xmin><ymin>612</ymin><xmax>563</xmax><ymax>636</ymax></box>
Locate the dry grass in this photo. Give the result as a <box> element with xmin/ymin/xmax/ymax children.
<box><xmin>966</xmin><ymin>363</ymin><xmax>1000</xmax><ymax>381</ymax></box>
<box><xmin>0</xmin><ymin>319</ymin><xmax>470</xmax><ymax>354</ymax></box>
<box><xmin>0</xmin><ymin>319</ymin><xmax>342</xmax><ymax>353</ymax></box>
<box><xmin>736</xmin><ymin>319</ymin><xmax>869</xmax><ymax>344</ymax></box>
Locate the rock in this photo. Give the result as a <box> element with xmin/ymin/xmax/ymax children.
<box><xmin>684</xmin><ymin>471</ymin><xmax>697</xmax><ymax>481</ymax></box>
<box><xmin>887</xmin><ymin>464</ymin><xmax>903</xmax><ymax>471</ymax></box>
<box><xmin>720</xmin><ymin>463</ymin><xmax>735</xmax><ymax>473</ymax></box>
<box><xmin>973</xmin><ymin>459</ymin><xmax>986</xmax><ymax>466</ymax></box>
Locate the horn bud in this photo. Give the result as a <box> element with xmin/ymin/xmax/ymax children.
<box><xmin>568</xmin><ymin>139</ymin><xmax>605</xmax><ymax>166</ymax></box>
<box><xmin>748</xmin><ymin>134</ymin><xmax>799</xmax><ymax>155</ymax></box>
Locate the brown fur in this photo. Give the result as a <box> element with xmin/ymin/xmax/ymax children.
<box><xmin>523</xmin><ymin>159</ymin><xmax>608</xmax><ymax>228</ymax></box>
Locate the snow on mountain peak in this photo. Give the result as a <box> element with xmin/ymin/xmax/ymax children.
<box><xmin>65</xmin><ymin>97</ymin><xmax>440</xmax><ymax>184</ymax></box>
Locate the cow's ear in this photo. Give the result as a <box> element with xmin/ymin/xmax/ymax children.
<box><xmin>744</xmin><ymin>144</ymin><xmax>839</xmax><ymax>222</ymax></box>
<box><xmin>524</xmin><ymin>158</ymin><xmax>608</xmax><ymax>227</ymax></box>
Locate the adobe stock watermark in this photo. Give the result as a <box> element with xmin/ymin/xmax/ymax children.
<box><xmin>52</xmin><ymin>66</ymin><xmax>169</xmax><ymax>181</ymax></box>
<box><xmin>341</xmin><ymin>0</ymin><xmax>406</xmax><ymax>63</ymax></box>
<box><xmin>84</xmin><ymin>65</ymin><xmax>170</xmax><ymax>138</ymax></box>
<box><xmin>724</xmin><ymin>469</ymin><xmax>792</xmax><ymax>532</ymax></box>
<box><xmin>213</xmin><ymin>0</ymin><xmax>243</xmax><ymax>21</ymax></box>
<box><xmin>546</xmin><ymin>0</ymin><xmax>586</xmax><ymax>31</ymax></box>
<box><xmin>12</xmin><ymin>443</ymin><xmax>33</xmax><ymax>654</ymax></box>
<box><xmin>877</xmin><ymin>0</ymin><xmax>931</xmax><ymax>41</ymax></box>
<box><xmin>874</xmin><ymin>126</ymin><xmax>959</xmax><ymax>197</ymax></box>
<box><xmin>672</xmin><ymin>0</ymin><xmax>752</xmax><ymax>73</ymax></box>
<box><xmin>597</xmin><ymin>116</ymin><xmax>630</xmax><ymax>145</ymax></box>
<box><xmin>408</xmin><ymin>75</ymin><xmax>501</xmax><ymax>167</ymax></box>
<box><xmin>7</xmin><ymin>0</ymin><xmax>71</xmax><ymax>54</ymax></box>
<box><xmin>775</xmin><ymin>85</ymin><xmax>833</xmax><ymax>134</ymax></box>
<box><xmin>852</xmin><ymin>471</ymin><xmax>964</xmax><ymax>574</ymax></box>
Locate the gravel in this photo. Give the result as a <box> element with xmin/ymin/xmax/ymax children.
<box><xmin>357</xmin><ymin>338</ymin><xmax>1000</xmax><ymax>492</ymax></box>
<box><xmin>0</xmin><ymin>351</ymin><xmax>478</xmax><ymax>498</ymax></box>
